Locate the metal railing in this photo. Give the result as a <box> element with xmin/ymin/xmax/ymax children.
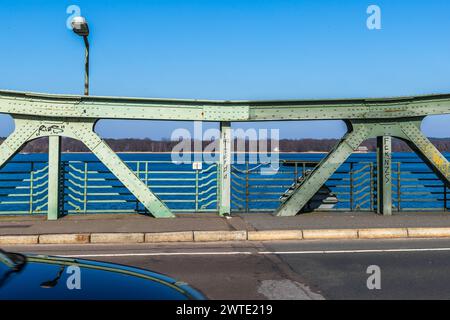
<box><xmin>0</xmin><ymin>160</ymin><xmax>49</xmax><ymax>214</ymax></box>
<box><xmin>0</xmin><ymin>157</ymin><xmax>449</xmax><ymax>215</ymax></box>
<box><xmin>392</xmin><ymin>162</ymin><xmax>449</xmax><ymax>211</ymax></box>
<box><xmin>63</xmin><ymin>160</ymin><xmax>219</xmax><ymax>214</ymax></box>
<box><xmin>230</xmin><ymin>160</ymin><xmax>450</xmax><ymax>213</ymax></box>
<box><xmin>0</xmin><ymin>160</ymin><xmax>218</xmax><ymax>215</ymax></box>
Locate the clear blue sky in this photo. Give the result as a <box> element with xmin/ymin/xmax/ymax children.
<box><xmin>1</xmin><ymin>0</ymin><xmax>450</xmax><ymax>139</ymax></box>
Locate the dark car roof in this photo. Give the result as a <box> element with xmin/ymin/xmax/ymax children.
<box><xmin>0</xmin><ymin>254</ymin><xmax>205</xmax><ymax>300</ymax></box>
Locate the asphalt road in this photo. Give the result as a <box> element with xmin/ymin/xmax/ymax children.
<box><xmin>3</xmin><ymin>238</ymin><xmax>450</xmax><ymax>300</ymax></box>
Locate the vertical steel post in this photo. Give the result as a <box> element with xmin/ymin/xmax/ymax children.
<box><xmin>397</xmin><ymin>162</ymin><xmax>401</xmax><ymax>212</ymax></box>
<box><xmin>29</xmin><ymin>162</ymin><xmax>34</xmax><ymax>214</ymax></box>
<box><xmin>294</xmin><ymin>162</ymin><xmax>298</xmax><ymax>182</ymax></box>
<box><xmin>83</xmin><ymin>161</ymin><xmax>88</xmax><ymax>213</ymax></box>
<box><xmin>195</xmin><ymin>166</ymin><xmax>199</xmax><ymax>212</ymax></box>
<box><xmin>444</xmin><ymin>184</ymin><xmax>447</xmax><ymax>211</ymax></box>
<box><xmin>245</xmin><ymin>161</ymin><xmax>249</xmax><ymax>213</ymax></box>
<box><xmin>145</xmin><ymin>162</ymin><xmax>149</xmax><ymax>186</ymax></box>
<box><xmin>377</xmin><ymin>136</ymin><xmax>392</xmax><ymax>216</ymax></box>
<box><xmin>219</xmin><ymin>121</ymin><xmax>231</xmax><ymax>216</ymax></box>
<box><xmin>216</xmin><ymin>162</ymin><xmax>220</xmax><ymax>211</ymax></box>
<box><xmin>369</xmin><ymin>162</ymin><xmax>374</xmax><ymax>212</ymax></box>
<box><xmin>135</xmin><ymin>161</ymin><xmax>140</xmax><ymax>212</ymax></box>
<box><xmin>349</xmin><ymin>162</ymin><xmax>354</xmax><ymax>211</ymax></box>
<box><xmin>47</xmin><ymin>136</ymin><xmax>61</xmax><ymax>220</ymax></box>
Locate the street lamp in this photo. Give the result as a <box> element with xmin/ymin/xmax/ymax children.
<box><xmin>71</xmin><ymin>16</ymin><xmax>90</xmax><ymax>95</ymax></box>
<box><xmin>48</xmin><ymin>16</ymin><xmax>91</xmax><ymax>220</ymax></box>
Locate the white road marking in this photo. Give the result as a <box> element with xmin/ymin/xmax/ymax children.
<box><xmin>260</xmin><ymin>247</ymin><xmax>450</xmax><ymax>254</ymax></box>
<box><xmin>67</xmin><ymin>252</ymin><xmax>254</xmax><ymax>258</ymax></box>
<box><xmin>64</xmin><ymin>247</ymin><xmax>450</xmax><ymax>258</ymax></box>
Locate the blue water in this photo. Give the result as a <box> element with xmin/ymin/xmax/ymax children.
<box><xmin>9</xmin><ymin>151</ymin><xmax>435</xmax><ymax>166</ymax></box>
<box><xmin>0</xmin><ymin>152</ymin><xmax>448</xmax><ymax>214</ymax></box>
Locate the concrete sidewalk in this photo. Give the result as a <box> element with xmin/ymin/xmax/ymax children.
<box><xmin>0</xmin><ymin>213</ymin><xmax>249</xmax><ymax>235</ymax></box>
<box><xmin>242</xmin><ymin>212</ymin><xmax>450</xmax><ymax>230</ymax></box>
<box><xmin>2</xmin><ymin>212</ymin><xmax>450</xmax><ymax>244</ymax></box>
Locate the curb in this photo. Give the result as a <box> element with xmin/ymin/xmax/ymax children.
<box><xmin>303</xmin><ymin>229</ymin><xmax>358</xmax><ymax>240</ymax></box>
<box><xmin>194</xmin><ymin>231</ymin><xmax>247</xmax><ymax>242</ymax></box>
<box><xmin>38</xmin><ymin>234</ymin><xmax>90</xmax><ymax>244</ymax></box>
<box><xmin>0</xmin><ymin>235</ymin><xmax>39</xmax><ymax>245</ymax></box>
<box><xmin>3</xmin><ymin>227</ymin><xmax>450</xmax><ymax>245</ymax></box>
<box><xmin>248</xmin><ymin>230</ymin><xmax>303</xmax><ymax>241</ymax></box>
<box><xmin>90</xmin><ymin>233</ymin><xmax>144</xmax><ymax>244</ymax></box>
<box><xmin>358</xmin><ymin>228</ymin><xmax>408</xmax><ymax>239</ymax></box>
<box><xmin>407</xmin><ymin>227</ymin><xmax>450</xmax><ymax>238</ymax></box>
<box><xmin>145</xmin><ymin>231</ymin><xmax>193</xmax><ymax>242</ymax></box>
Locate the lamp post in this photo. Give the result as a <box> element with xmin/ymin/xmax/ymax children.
<box><xmin>71</xmin><ymin>16</ymin><xmax>90</xmax><ymax>95</ymax></box>
<box><xmin>47</xmin><ymin>16</ymin><xmax>91</xmax><ymax>220</ymax></box>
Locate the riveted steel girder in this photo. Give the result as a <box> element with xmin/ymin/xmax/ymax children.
<box><xmin>275</xmin><ymin>118</ymin><xmax>450</xmax><ymax>216</ymax></box>
<box><xmin>398</xmin><ymin>121</ymin><xmax>450</xmax><ymax>185</ymax></box>
<box><xmin>275</xmin><ymin>122</ymin><xmax>371</xmax><ymax>217</ymax></box>
<box><xmin>0</xmin><ymin>118</ymin><xmax>41</xmax><ymax>168</ymax></box>
<box><xmin>2</xmin><ymin>89</ymin><xmax>450</xmax><ymax>218</ymax></box>
<box><xmin>65</xmin><ymin>121</ymin><xmax>174</xmax><ymax>218</ymax></box>
<box><xmin>2</xmin><ymin>90</ymin><xmax>450</xmax><ymax>121</ymax></box>
<box><xmin>3</xmin><ymin>116</ymin><xmax>174</xmax><ymax>218</ymax></box>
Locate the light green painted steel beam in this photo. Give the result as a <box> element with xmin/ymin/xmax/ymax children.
<box><xmin>65</xmin><ymin>121</ymin><xmax>174</xmax><ymax>218</ymax></box>
<box><xmin>47</xmin><ymin>136</ymin><xmax>61</xmax><ymax>220</ymax></box>
<box><xmin>2</xmin><ymin>89</ymin><xmax>450</xmax><ymax>218</ymax></box>
<box><xmin>218</xmin><ymin>121</ymin><xmax>231</xmax><ymax>216</ymax></box>
<box><xmin>2</xmin><ymin>90</ymin><xmax>450</xmax><ymax>121</ymax></box>
<box><xmin>399</xmin><ymin>121</ymin><xmax>450</xmax><ymax>185</ymax></box>
<box><xmin>377</xmin><ymin>136</ymin><xmax>392</xmax><ymax>216</ymax></box>
<box><xmin>7</xmin><ymin>117</ymin><xmax>174</xmax><ymax>218</ymax></box>
<box><xmin>275</xmin><ymin>123</ymin><xmax>371</xmax><ymax>217</ymax></box>
<box><xmin>275</xmin><ymin>119</ymin><xmax>450</xmax><ymax>216</ymax></box>
<box><xmin>0</xmin><ymin>118</ymin><xmax>41</xmax><ymax>169</ymax></box>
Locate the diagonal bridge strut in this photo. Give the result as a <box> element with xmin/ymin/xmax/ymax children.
<box><xmin>275</xmin><ymin>118</ymin><xmax>450</xmax><ymax>216</ymax></box>
<box><xmin>0</xmin><ymin>116</ymin><xmax>174</xmax><ymax>219</ymax></box>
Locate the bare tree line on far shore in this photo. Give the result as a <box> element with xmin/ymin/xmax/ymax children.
<box><xmin>1</xmin><ymin>136</ymin><xmax>450</xmax><ymax>153</ymax></box>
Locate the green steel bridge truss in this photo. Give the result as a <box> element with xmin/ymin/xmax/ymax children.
<box><xmin>1</xmin><ymin>89</ymin><xmax>450</xmax><ymax>219</ymax></box>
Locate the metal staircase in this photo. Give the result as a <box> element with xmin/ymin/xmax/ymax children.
<box><xmin>280</xmin><ymin>170</ymin><xmax>338</xmax><ymax>211</ymax></box>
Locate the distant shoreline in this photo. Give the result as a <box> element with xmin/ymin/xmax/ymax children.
<box><xmin>19</xmin><ymin>151</ymin><xmax>379</xmax><ymax>155</ymax></box>
<box><xmin>10</xmin><ymin>137</ymin><xmax>449</xmax><ymax>153</ymax></box>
